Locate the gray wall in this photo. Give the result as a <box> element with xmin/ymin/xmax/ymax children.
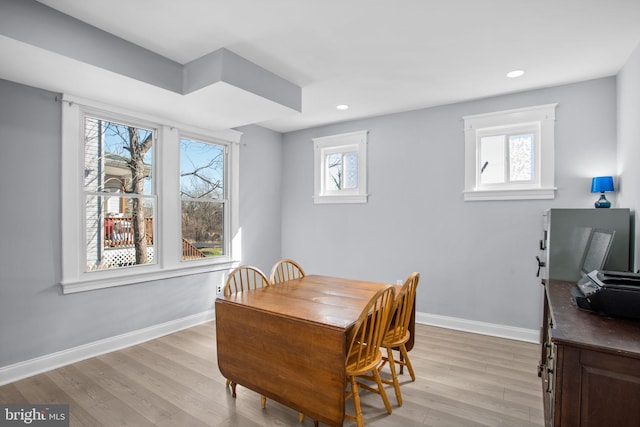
<box><xmin>0</xmin><ymin>79</ymin><xmax>282</xmax><ymax>367</ymax></box>
<box><xmin>281</xmin><ymin>77</ymin><xmax>619</xmax><ymax>331</ymax></box>
<box><xmin>235</xmin><ymin>124</ymin><xmax>283</xmax><ymax>273</ymax></box>
<box><xmin>617</xmin><ymin>43</ymin><xmax>640</xmax><ymax>270</ymax></box>
<box><xmin>0</xmin><ymin>68</ymin><xmax>633</xmax><ymax>369</ymax></box>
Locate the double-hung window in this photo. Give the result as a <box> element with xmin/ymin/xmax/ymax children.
<box><xmin>179</xmin><ymin>135</ymin><xmax>228</xmax><ymax>260</ymax></box>
<box><xmin>83</xmin><ymin>114</ymin><xmax>157</xmax><ymax>270</ymax></box>
<box><xmin>463</xmin><ymin>104</ymin><xmax>557</xmax><ymax>201</ymax></box>
<box><xmin>61</xmin><ymin>95</ymin><xmax>240</xmax><ymax>293</ymax></box>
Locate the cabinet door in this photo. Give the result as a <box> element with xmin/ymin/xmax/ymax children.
<box><xmin>578</xmin><ymin>350</ymin><xmax>640</xmax><ymax>427</ymax></box>
<box><xmin>557</xmin><ymin>346</ymin><xmax>640</xmax><ymax>427</ymax></box>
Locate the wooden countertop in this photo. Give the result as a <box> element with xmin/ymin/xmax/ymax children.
<box><xmin>545</xmin><ymin>280</ymin><xmax>640</xmax><ymax>358</ymax></box>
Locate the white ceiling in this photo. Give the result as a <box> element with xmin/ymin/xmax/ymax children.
<box><xmin>5</xmin><ymin>0</ymin><xmax>640</xmax><ymax>133</ymax></box>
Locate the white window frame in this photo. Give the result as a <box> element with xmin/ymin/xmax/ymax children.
<box><xmin>313</xmin><ymin>130</ymin><xmax>368</xmax><ymax>204</ymax></box>
<box><xmin>61</xmin><ymin>94</ymin><xmax>241</xmax><ymax>294</ymax></box>
<box><xmin>463</xmin><ymin>104</ymin><xmax>557</xmax><ymax>201</ymax></box>
<box><xmin>178</xmin><ymin>132</ymin><xmax>230</xmax><ymax>263</ymax></box>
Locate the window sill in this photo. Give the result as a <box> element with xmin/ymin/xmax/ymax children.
<box><xmin>463</xmin><ymin>187</ymin><xmax>556</xmax><ymax>201</ymax></box>
<box><xmin>60</xmin><ymin>260</ymin><xmax>236</xmax><ymax>294</ymax></box>
<box><xmin>313</xmin><ymin>194</ymin><xmax>369</xmax><ymax>204</ymax></box>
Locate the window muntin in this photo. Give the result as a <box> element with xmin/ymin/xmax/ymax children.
<box><xmin>180</xmin><ymin>136</ymin><xmax>227</xmax><ymax>260</ymax></box>
<box><xmin>463</xmin><ymin>104</ymin><xmax>556</xmax><ymax>201</ymax></box>
<box><xmin>313</xmin><ymin>130</ymin><xmax>368</xmax><ymax>204</ymax></box>
<box><xmin>83</xmin><ymin>115</ymin><xmax>156</xmax><ymax>271</ymax></box>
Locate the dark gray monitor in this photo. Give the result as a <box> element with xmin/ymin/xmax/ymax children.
<box><xmin>580</xmin><ymin>228</ymin><xmax>615</xmax><ymax>276</ymax></box>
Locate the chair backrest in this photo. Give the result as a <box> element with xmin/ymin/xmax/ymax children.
<box><xmin>386</xmin><ymin>272</ymin><xmax>420</xmax><ymax>342</ymax></box>
<box><xmin>224</xmin><ymin>265</ymin><xmax>270</xmax><ymax>297</ymax></box>
<box><xmin>270</xmin><ymin>258</ymin><xmax>306</xmax><ymax>284</ymax></box>
<box><xmin>346</xmin><ymin>285</ymin><xmax>396</xmax><ymax>369</ymax></box>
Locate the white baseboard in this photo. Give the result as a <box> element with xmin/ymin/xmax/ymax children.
<box><xmin>1</xmin><ymin>309</ymin><xmax>539</xmax><ymax>387</ymax></box>
<box><xmin>0</xmin><ymin>309</ymin><xmax>215</xmax><ymax>386</ymax></box>
<box><xmin>416</xmin><ymin>312</ymin><xmax>540</xmax><ymax>344</ymax></box>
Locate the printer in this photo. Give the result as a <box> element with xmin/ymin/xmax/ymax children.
<box><xmin>572</xmin><ymin>270</ymin><xmax>640</xmax><ymax>320</ymax></box>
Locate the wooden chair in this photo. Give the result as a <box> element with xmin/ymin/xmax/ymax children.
<box><xmin>270</xmin><ymin>258</ymin><xmax>306</xmax><ymax>284</ymax></box>
<box><xmin>222</xmin><ymin>265</ymin><xmax>270</xmax><ymax>407</ymax></box>
<box><xmin>378</xmin><ymin>272</ymin><xmax>420</xmax><ymax>406</ymax></box>
<box><xmin>344</xmin><ymin>285</ymin><xmax>396</xmax><ymax>427</ymax></box>
<box><xmin>223</xmin><ymin>265</ymin><xmax>270</xmax><ymax>297</ymax></box>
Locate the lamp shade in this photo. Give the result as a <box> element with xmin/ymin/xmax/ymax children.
<box><xmin>591</xmin><ymin>176</ymin><xmax>614</xmax><ymax>193</ymax></box>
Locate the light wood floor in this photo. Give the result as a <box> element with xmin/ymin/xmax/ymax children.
<box><xmin>0</xmin><ymin>322</ymin><xmax>544</xmax><ymax>426</ymax></box>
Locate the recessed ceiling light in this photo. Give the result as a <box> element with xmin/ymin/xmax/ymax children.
<box><xmin>336</xmin><ymin>104</ymin><xmax>349</xmax><ymax>110</ymax></box>
<box><xmin>507</xmin><ymin>70</ymin><xmax>525</xmax><ymax>78</ymax></box>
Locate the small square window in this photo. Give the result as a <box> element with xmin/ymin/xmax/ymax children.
<box><xmin>325</xmin><ymin>151</ymin><xmax>359</xmax><ymax>190</ymax></box>
<box><xmin>479</xmin><ymin>130</ymin><xmax>537</xmax><ymax>187</ymax></box>
<box><xmin>464</xmin><ymin>104</ymin><xmax>557</xmax><ymax>201</ymax></box>
<box><xmin>313</xmin><ymin>130</ymin><xmax>368</xmax><ymax>204</ymax></box>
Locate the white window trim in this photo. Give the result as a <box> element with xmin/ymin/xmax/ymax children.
<box><xmin>60</xmin><ymin>94</ymin><xmax>241</xmax><ymax>294</ymax></box>
<box><xmin>463</xmin><ymin>104</ymin><xmax>557</xmax><ymax>201</ymax></box>
<box><xmin>313</xmin><ymin>130</ymin><xmax>368</xmax><ymax>204</ymax></box>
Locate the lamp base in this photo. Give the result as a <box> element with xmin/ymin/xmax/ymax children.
<box><xmin>594</xmin><ymin>193</ymin><xmax>611</xmax><ymax>208</ymax></box>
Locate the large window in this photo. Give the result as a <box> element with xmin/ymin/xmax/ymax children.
<box><xmin>61</xmin><ymin>95</ymin><xmax>240</xmax><ymax>293</ymax></box>
<box><xmin>84</xmin><ymin>115</ymin><xmax>156</xmax><ymax>271</ymax></box>
<box><xmin>180</xmin><ymin>136</ymin><xmax>227</xmax><ymax>260</ymax></box>
<box><xmin>313</xmin><ymin>130</ymin><xmax>368</xmax><ymax>204</ymax></box>
<box><xmin>463</xmin><ymin>104</ymin><xmax>557</xmax><ymax>201</ymax></box>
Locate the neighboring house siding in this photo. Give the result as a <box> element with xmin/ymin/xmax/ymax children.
<box><xmin>85</xmin><ymin>116</ymin><xmax>101</xmax><ymax>268</ymax></box>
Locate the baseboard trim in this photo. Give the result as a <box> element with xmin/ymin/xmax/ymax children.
<box><xmin>1</xmin><ymin>309</ymin><xmax>539</xmax><ymax>386</ymax></box>
<box><xmin>0</xmin><ymin>310</ymin><xmax>215</xmax><ymax>386</ymax></box>
<box><xmin>416</xmin><ymin>312</ymin><xmax>540</xmax><ymax>344</ymax></box>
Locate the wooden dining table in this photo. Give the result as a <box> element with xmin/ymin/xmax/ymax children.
<box><xmin>215</xmin><ymin>274</ymin><xmax>410</xmax><ymax>427</ymax></box>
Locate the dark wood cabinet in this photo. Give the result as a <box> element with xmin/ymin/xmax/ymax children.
<box><xmin>539</xmin><ymin>280</ymin><xmax>640</xmax><ymax>427</ymax></box>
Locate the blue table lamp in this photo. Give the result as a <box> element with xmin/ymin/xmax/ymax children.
<box><xmin>591</xmin><ymin>176</ymin><xmax>614</xmax><ymax>208</ymax></box>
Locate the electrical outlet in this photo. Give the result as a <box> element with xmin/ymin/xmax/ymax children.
<box><xmin>216</xmin><ymin>284</ymin><xmax>222</xmax><ymax>294</ymax></box>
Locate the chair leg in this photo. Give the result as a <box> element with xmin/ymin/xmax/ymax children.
<box><xmin>399</xmin><ymin>343</ymin><xmax>415</xmax><ymax>381</ymax></box>
<box><xmin>261</xmin><ymin>395</ymin><xmax>266</xmax><ymax>409</ymax></box>
<box><xmin>372</xmin><ymin>367</ymin><xmax>393</xmax><ymax>414</ymax></box>
<box><xmin>350</xmin><ymin>376</ymin><xmax>364</xmax><ymax>427</ymax></box>
<box><xmin>386</xmin><ymin>346</ymin><xmax>403</xmax><ymax>406</ymax></box>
